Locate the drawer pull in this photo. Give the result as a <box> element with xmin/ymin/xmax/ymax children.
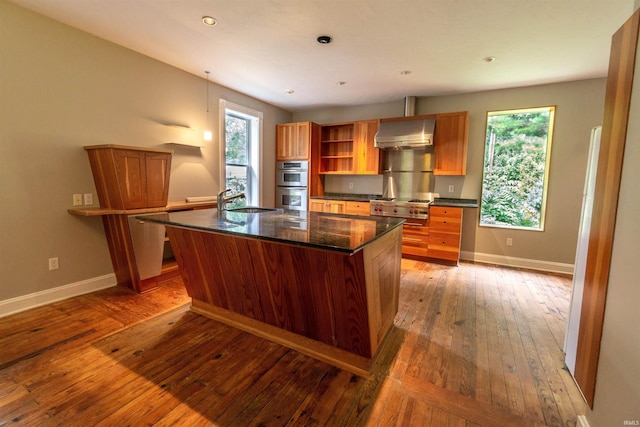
<box><xmin>402</xmin><ymin>237</ymin><xmax>422</xmax><ymax>242</ymax></box>
<box><xmin>404</xmin><ymin>222</ymin><xmax>424</xmax><ymax>227</ymax></box>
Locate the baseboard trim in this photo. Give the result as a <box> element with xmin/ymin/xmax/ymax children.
<box><xmin>460</xmin><ymin>251</ymin><xmax>574</xmax><ymax>275</ymax></box>
<box><xmin>0</xmin><ymin>273</ymin><xmax>116</xmax><ymax>318</ymax></box>
<box><xmin>577</xmin><ymin>415</ymin><xmax>590</xmax><ymax>427</ymax></box>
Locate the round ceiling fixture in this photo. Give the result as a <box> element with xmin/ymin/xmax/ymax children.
<box><xmin>317</xmin><ymin>35</ymin><xmax>332</xmax><ymax>44</ymax></box>
<box><xmin>482</xmin><ymin>56</ymin><xmax>496</xmax><ymax>63</ymax></box>
<box><xmin>284</xmin><ymin>89</ymin><xmax>295</xmax><ymax>95</ymax></box>
<box><xmin>400</xmin><ymin>70</ymin><xmax>412</xmax><ymax>75</ymax></box>
<box><xmin>202</xmin><ymin>16</ymin><xmax>217</xmax><ymax>26</ymax></box>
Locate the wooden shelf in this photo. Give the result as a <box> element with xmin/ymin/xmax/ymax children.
<box><xmin>68</xmin><ymin>200</ymin><xmax>216</xmax><ymax>216</ymax></box>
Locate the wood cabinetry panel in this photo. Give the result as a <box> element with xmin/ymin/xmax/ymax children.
<box><xmin>145</xmin><ymin>154</ymin><xmax>171</xmax><ymax>208</ymax></box>
<box><xmin>166</xmin><ymin>227</ymin><xmax>374</xmax><ymax>358</ymax></box>
<box><xmin>401</xmin><ymin>218</ymin><xmax>429</xmax><ymax>258</ymax></box>
<box><xmin>428</xmin><ymin>206</ymin><xmax>463</xmax><ymax>264</ymax></box>
<box><xmin>355</xmin><ymin>119</ymin><xmax>381</xmax><ymax>174</ymax></box>
<box><xmin>346</xmin><ymin>201</ymin><xmax>370</xmax><ymax>216</ymax></box>
<box><xmin>434</xmin><ymin>112</ymin><xmax>469</xmax><ymax>176</ymax></box>
<box><xmin>86</xmin><ymin>145</ymin><xmax>172</xmax><ymax>210</ymax></box>
<box><xmin>309</xmin><ymin>199</ymin><xmax>346</xmax><ymax>214</ymax></box>
<box><xmin>276</xmin><ymin>122</ymin><xmax>312</xmax><ymax>160</ymax></box>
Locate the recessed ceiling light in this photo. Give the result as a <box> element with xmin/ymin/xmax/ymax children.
<box><xmin>284</xmin><ymin>89</ymin><xmax>295</xmax><ymax>95</ymax></box>
<box><xmin>202</xmin><ymin>16</ymin><xmax>217</xmax><ymax>26</ymax></box>
<box><xmin>482</xmin><ymin>56</ymin><xmax>496</xmax><ymax>63</ymax></box>
<box><xmin>317</xmin><ymin>35</ymin><xmax>332</xmax><ymax>44</ymax></box>
<box><xmin>400</xmin><ymin>70</ymin><xmax>412</xmax><ymax>75</ymax></box>
<box><xmin>337</xmin><ymin>81</ymin><xmax>346</xmax><ymax>86</ymax></box>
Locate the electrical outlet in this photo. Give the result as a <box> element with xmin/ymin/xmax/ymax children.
<box><xmin>73</xmin><ymin>194</ymin><xmax>83</xmax><ymax>206</ymax></box>
<box><xmin>48</xmin><ymin>257</ymin><xmax>59</xmax><ymax>270</ymax></box>
<box><xmin>506</xmin><ymin>238</ymin><xmax>513</xmax><ymax>246</ymax></box>
<box><xmin>349</xmin><ymin>182</ymin><xmax>354</xmax><ymax>189</ymax></box>
<box><xmin>83</xmin><ymin>193</ymin><xmax>93</xmax><ymax>205</ymax></box>
<box><xmin>448</xmin><ymin>185</ymin><xmax>455</xmax><ymax>193</ymax></box>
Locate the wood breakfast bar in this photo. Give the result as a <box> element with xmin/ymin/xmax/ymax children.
<box><xmin>137</xmin><ymin>208</ymin><xmax>404</xmax><ymax>376</ymax></box>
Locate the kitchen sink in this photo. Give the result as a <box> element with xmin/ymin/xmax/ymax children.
<box><xmin>226</xmin><ymin>207</ymin><xmax>277</xmax><ymax>213</ymax></box>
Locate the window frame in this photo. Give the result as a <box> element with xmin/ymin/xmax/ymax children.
<box><xmin>219</xmin><ymin>99</ymin><xmax>263</xmax><ymax>207</ymax></box>
<box><xmin>479</xmin><ymin>106</ymin><xmax>556</xmax><ymax>231</ymax></box>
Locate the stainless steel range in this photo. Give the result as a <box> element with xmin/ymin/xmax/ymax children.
<box><xmin>370</xmin><ymin>198</ymin><xmax>432</xmax><ymax>220</ymax></box>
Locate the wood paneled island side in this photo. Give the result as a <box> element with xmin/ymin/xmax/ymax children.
<box><xmin>138</xmin><ymin>208</ymin><xmax>404</xmax><ymax>376</ymax></box>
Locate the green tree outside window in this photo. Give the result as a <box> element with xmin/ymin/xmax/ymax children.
<box><xmin>480</xmin><ymin>106</ymin><xmax>555</xmax><ymax>230</ymax></box>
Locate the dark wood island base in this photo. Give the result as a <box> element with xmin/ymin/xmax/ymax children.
<box><xmin>165</xmin><ymin>222</ymin><xmax>402</xmax><ymax>377</ymax></box>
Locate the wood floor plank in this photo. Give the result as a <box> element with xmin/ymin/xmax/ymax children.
<box><xmin>0</xmin><ymin>261</ymin><xmax>585</xmax><ymax>427</ymax></box>
<box><xmin>480</xmin><ymin>265</ymin><xmax>511</xmax><ymax>412</ymax></box>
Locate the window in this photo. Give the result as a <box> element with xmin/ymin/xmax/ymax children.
<box><xmin>220</xmin><ymin>100</ymin><xmax>263</xmax><ymax>208</ymax></box>
<box><xmin>480</xmin><ymin>106</ymin><xmax>555</xmax><ymax>230</ymax></box>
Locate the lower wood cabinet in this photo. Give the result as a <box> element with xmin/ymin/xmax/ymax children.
<box><xmin>400</xmin><ymin>218</ymin><xmax>429</xmax><ymax>259</ymax></box>
<box><xmin>428</xmin><ymin>206</ymin><xmax>463</xmax><ymax>264</ymax></box>
<box><xmin>309</xmin><ymin>199</ymin><xmax>346</xmax><ymax>214</ymax></box>
<box><xmin>346</xmin><ymin>201</ymin><xmax>370</xmax><ymax>216</ymax></box>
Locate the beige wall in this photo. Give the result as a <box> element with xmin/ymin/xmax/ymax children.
<box><xmin>296</xmin><ymin>79</ymin><xmax>607</xmax><ymax>267</ymax></box>
<box><xmin>0</xmin><ymin>1</ymin><xmax>291</xmax><ymax>301</ymax></box>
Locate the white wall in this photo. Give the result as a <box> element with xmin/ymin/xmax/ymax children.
<box><xmin>0</xmin><ymin>1</ymin><xmax>291</xmax><ymax>303</ymax></box>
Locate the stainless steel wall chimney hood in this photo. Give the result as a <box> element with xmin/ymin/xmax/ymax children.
<box><xmin>374</xmin><ymin>117</ymin><xmax>436</xmax><ymax>149</ymax></box>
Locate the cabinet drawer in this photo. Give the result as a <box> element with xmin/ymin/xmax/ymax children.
<box><xmin>428</xmin><ymin>231</ymin><xmax>461</xmax><ymax>249</ymax></box>
<box><xmin>346</xmin><ymin>201</ymin><xmax>370</xmax><ymax>216</ymax></box>
<box><xmin>427</xmin><ymin>247</ymin><xmax>460</xmax><ymax>261</ymax></box>
<box><xmin>429</xmin><ymin>217</ymin><xmax>461</xmax><ymax>233</ymax></box>
<box><xmin>402</xmin><ymin>219</ymin><xmax>429</xmax><ymax>233</ymax></box>
<box><xmin>402</xmin><ymin>232</ymin><xmax>428</xmax><ymax>257</ymax></box>
<box><xmin>401</xmin><ymin>218</ymin><xmax>428</xmax><ymax>258</ymax></box>
<box><xmin>429</xmin><ymin>206</ymin><xmax>462</xmax><ymax>219</ymax></box>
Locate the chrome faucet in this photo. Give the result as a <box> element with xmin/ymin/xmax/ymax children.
<box><xmin>217</xmin><ymin>189</ymin><xmax>246</xmax><ymax>212</ymax></box>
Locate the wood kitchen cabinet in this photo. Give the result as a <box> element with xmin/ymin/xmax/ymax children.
<box><xmin>428</xmin><ymin>206</ymin><xmax>463</xmax><ymax>264</ymax></box>
<box><xmin>401</xmin><ymin>218</ymin><xmax>429</xmax><ymax>259</ymax></box>
<box><xmin>85</xmin><ymin>145</ymin><xmax>172</xmax><ymax>210</ymax></box>
<box><xmin>318</xmin><ymin>122</ymin><xmax>355</xmax><ymax>173</ymax></box>
<box><xmin>434</xmin><ymin>112</ymin><xmax>469</xmax><ymax>176</ymax></box>
<box><xmin>346</xmin><ymin>201</ymin><xmax>370</xmax><ymax>216</ymax></box>
<box><xmin>276</xmin><ymin>121</ymin><xmax>319</xmax><ymax>160</ymax></box>
<box><xmin>354</xmin><ymin>119</ymin><xmax>381</xmax><ymax>174</ymax></box>
<box><xmin>317</xmin><ymin>120</ymin><xmax>380</xmax><ymax>174</ymax></box>
<box><xmin>309</xmin><ymin>199</ymin><xmax>346</xmax><ymax>214</ymax></box>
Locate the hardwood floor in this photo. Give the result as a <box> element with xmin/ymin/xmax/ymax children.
<box><xmin>0</xmin><ymin>260</ymin><xmax>585</xmax><ymax>426</ymax></box>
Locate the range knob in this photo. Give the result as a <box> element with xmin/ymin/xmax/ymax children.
<box><xmin>393</xmin><ymin>208</ymin><xmax>398</xmax><ymax>213</ymax></box>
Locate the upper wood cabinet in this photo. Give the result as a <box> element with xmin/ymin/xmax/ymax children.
<box><xmin>434</xmin><ymin>111</ymin><xmax>469</xmax><ymax>176</ymax></box>
<box><xmin>318</xmin><ymin>122</ymin><xmax>354</xmax><ymax>173</ymax></box>
<box><xmin>276</xmin><ymin>121</ymin><xmax>319</xmax><ymax>160</ymax></box>
<box><xmin>318</xmin><ymin>120</ymin><xmax>380</xmax><ymax>174</ymax></box>
<box><xmin>354</xmin><ymin>119</ymin><xmax>381</xmax><ymax>174</ymax></box>
<box><xmin>85</xmin><ymin>145</ymin><xmax>172</xmax><ymax>210</ymax></box>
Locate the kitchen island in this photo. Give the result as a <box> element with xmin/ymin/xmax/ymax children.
<box><xmin>138</xmin><ymin>208</ymin><xmax>404</xmax><ymax>376</ymax></box>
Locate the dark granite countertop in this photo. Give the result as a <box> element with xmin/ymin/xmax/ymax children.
<box><xmin>310</xmin><ymin>193</ymin><xmax>380</xmax><ymax>202</ymax></box>
<box><xmin>432</xmin><ymin>198</ymin><xmax>479</xmax><ymax>208</ymax></box>
<box><xmin>137</xmin><ymin>208</ymin><xmax>404</xmax><ymax>254</ymax></box>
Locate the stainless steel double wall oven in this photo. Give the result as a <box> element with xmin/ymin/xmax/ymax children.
<box><xmin>275</xmin><ymin>161</ymin><xmax>308</xmax><ymax>211</ymax></box>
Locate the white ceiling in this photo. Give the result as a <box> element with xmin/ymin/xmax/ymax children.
<box><xmin>10</xmin><ymin>0</ymin><xmax>634</xmax><ymax>112</ymax></box>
